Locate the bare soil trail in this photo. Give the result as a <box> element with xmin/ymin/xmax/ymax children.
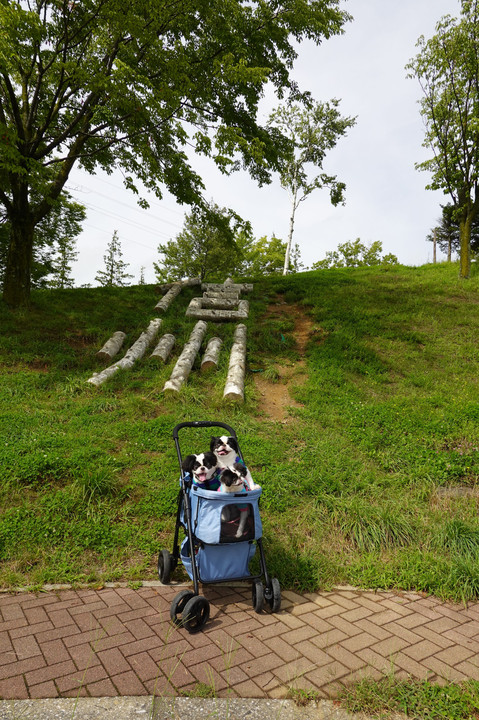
<box><xmin>252</xmin><ymin>301</ymin><xmax>314</xmax><ymax>422</ymax></box>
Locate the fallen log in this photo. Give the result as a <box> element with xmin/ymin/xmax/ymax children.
<box><xmin>96</xmin><ymin>331</ymin><xmax>126</xmax><ymax>361</ymax></box>
<box><xmin>154</xmin><ymin>283</ymin><xmax>182</xmax><ymax>313</ymax></box>
<box><xmin>151</xmin><ymin>333</ymin><xmax>175</xmax><ymax>362</ymax></box>
<box><xmin>201</xmin><ymin>336</ymin><xmax>223</xmax><ymax>372</ymax></box>
<box><xmin>163</xmin><ymin>321</ymin><xmax>207</xmax><ymax>393</ymax></box>
<box><xmin>223</xmin><ymin>324</ymin><xmax>247</xmax><ymax>402</ymax></box>
<box><xmin>202</xmin><ymin>282</ymin><xmax>253</xmax><ymax>293</ymax></box>
<box><xmin>87</xmin><ymin>319</ymin><xmax>162</xmax><ymax>386</ymax></box>
<box><xmin>156</xmin><ymin>277</ymin><xmax>201</xmax><ymax>294</ymax></box>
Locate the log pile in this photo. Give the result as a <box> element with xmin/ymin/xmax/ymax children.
<box><xmin>185</xmin><ymin>278</ymin><xmax>251</xmax><ymax>321</ymax></box>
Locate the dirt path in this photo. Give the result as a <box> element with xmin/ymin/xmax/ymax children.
<box><xmin>252</xmin><ymin>301</ymin><xmax>314</xmax><ymax>422</ymax></box>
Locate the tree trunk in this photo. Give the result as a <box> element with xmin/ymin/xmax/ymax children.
<box><xmin>283</xmin><ymin>181</ymin><xmax>298</xmax><ymax>275</ymax></box>
<box><xmin>459</xmin><ymin>212</ymin><xmax>472</xmax><ymax>279</ymax></box>
<box><xmin>433</xmin><ymin>228</ymin><xmax>437</xmax><ymax>263</ymax></box>
<box><xmin>223</xmin><ymin>324</ymin><xmax>247</xmax><ymax>402</ymax></box>
<box><xmin>2</xmin><ymin>214</ymin><xmax>35</xmax><ymax>308</ymax></box>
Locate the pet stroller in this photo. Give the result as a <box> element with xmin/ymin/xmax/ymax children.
<box><xmin>158</xmin><ymin>421</ymin><xmax>281</xmax><ymax>633</ymax></box>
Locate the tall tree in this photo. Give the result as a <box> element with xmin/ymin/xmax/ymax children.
<box><xmin>95</xmin><ymin>230</ymin><xmax>133</xmax><ymax>287</ymax></box>
<box><xmin>268</xmin><ymin>101</ymin><xmax>356</xmax><ymax>274</ymax></box>
<box><xmin>0</xmin><ymin>0</ymin><xmax>350</xmax><ymax>307</ymax></box>
<box><xmin>154</xmin><ymin>203</ymin><xmax>251</xmax><ymax>282</ymax></box>
<box><xmin>407</xmin><ymin>0</ymin><xmax>479</xmax><ymax>278</ymax></box>
<box><xmin>47</xmin><ymin>236</ymin><xmax>78</xmax><ymax>289</ymax></box>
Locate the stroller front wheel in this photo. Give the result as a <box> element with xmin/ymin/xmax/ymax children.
<box><xmin>170</xmin><ymin>589</ymin><xmax>195</xmax><ymax>625</ymax></box>
<box><xmin>182</xmin><ymin>595</ymin><xmax>210</xmax><ymax>633</ymax></box>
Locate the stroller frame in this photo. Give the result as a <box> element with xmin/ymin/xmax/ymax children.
<box><xmin>158</xmin><ymin>420</ymin><xmax>281</xmax><ymax>633</ymax></box>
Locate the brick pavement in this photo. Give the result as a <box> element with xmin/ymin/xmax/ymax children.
<box><xmin>0</xmin><ymin>584</ymin><xmax>478</xmax><ymax>700</ymax></box>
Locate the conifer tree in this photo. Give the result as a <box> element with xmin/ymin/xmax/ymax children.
<box><xmin>95</xmin><ymin>231</ymin><xmax>133</xmax><ymax>287</ymax></box>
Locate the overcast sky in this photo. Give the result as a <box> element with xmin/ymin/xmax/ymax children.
<box><xmin>68</xmin><ymin>0</ymin><xmax>461</xmax><ymax>286</ymax></box>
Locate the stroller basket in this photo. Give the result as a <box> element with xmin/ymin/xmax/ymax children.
<box><xmin>158</xmin><ymin>420</ymin><xmax>281</xmax><ymax>633</ymax></box>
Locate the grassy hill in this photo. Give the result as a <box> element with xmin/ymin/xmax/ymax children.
<box><xmin>1</xmin><ymin>262</ymin><xmax>479</xmax><ymax>602</ymax></box>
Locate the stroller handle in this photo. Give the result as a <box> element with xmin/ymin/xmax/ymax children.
<box><xmin>173</xmin><ymin>421</ymin><xmax>237</xmax><ymax>440</ymax></box>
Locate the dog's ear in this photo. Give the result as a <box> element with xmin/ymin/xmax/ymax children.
<box><xmin>228</xmin><ymin>437</ymin><xmax>239</xmax><ymax>453</ymax></box>
<box><xmin>210</xmin><ymin>436</ymin><xmax>219</xmax><ymax>452</ymax></box>
<box><xmin>233</xmin><ymin>461</ymin><xmax>247</xmax><ymax>477</ymax></box>
<box><xmin>220</xmin><ymin>468</ymin><xmax>235</xmax><ymax>486</ymax></box>
<box><xmin>181</xmin><ymin>455</ymin><xmax>197</xmax><ymax>473</ymax></box>
<box><xmin>204</xmin><ymin>451</ymin><xmax>218</xmax><ymax>466</ymax></box>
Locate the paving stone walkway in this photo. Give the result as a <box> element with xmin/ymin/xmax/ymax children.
<box><xmin>0</xmin><ymin>584</ymin><xmax>478</xmax><ymax>701</ymax></box>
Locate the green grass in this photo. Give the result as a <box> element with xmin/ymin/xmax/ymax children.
<box><xmin>1</xmin><ymin>263</ymin><xmax>479</xmax><ymax>602</ymax></box>
<box><xmin>339</xmin><ymin>676</ymin><xmax>479</xmax><ymax>719</ymax></box>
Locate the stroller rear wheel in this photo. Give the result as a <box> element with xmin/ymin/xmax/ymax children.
<box><xmin>182</xmin><ymin>595</ymin><xmax>210</xmax><ymax>633</ymax></box>
<box><xmin>170</xmin><ymin>589</ymin><xmax>195</xmax><ymax>625</ymax></box>
<box><xmin>158</xmin><ymin>549</ymin><xmax>175</xmax><ymax>584</ymax></box>
<box><xmin>266</xmin><ymin>577</ymin><xmax>281</xmax><ymax>613</ymax></box>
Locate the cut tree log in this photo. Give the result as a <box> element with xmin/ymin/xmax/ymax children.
<box><xmin>200</xmin><ymin>297</ymin><xmax>241</xmax><ymax>310</ymax></box>
<box><xmin>154</xmin><ymin>283</ymin><xmax>182</xmax><ymax>313</ymax></box>
<box><xmin>201</xmin><ymin>336</ymin><xmax>223</xmax><ymax>372</ymax></box>
<box><xmin>156</xmin><ymin>277</ymin><xmax>201</xmax><ymax>293</ymax></box>
<box><xmin>163</xmin><ymin>321</ymin><xmax>207</xmax><ymax>393</ymax></box>
<box><xmin>96</xmin><ymin>331</ymin><xmax>126</xmax><ymax>361</ymax></box>
<box><xmin>87</xmin><ymin>319</ymin><xmax>162</xmax><ymax>386</ymax></box>
<box><xmin>202</xmin><ymin>282</ymin><xmax>253</xmax><ymax>293</ymax></box>
<box><xmin>223</xmin><ymin>324</ymin><xmax>247</xmax><ymax>402</ymax></box>
<box><xmin>150</xmin><ymin>333</ymin><xmax>175</xmax><ymax>362</ymax></box>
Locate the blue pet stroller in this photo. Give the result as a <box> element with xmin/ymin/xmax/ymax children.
<box><xmin>158</xmin><ymin>421</ymin><xmax>281</xmax><ymax>633</ymax></box>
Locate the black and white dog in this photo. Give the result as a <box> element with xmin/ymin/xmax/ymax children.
<box><xmin>218</xmin><ymin>463</ymin><xmax>250</xmax><ymax>538</ymax></box>
<box><xmin>210</xmin><ymin>436</ymin><xmax>260</xmax><ymax>490</ymax></box>
<box><xmin>181</xmin><ymin>452</ymin><xmax>219</xmax><ymax>489</ymax></box>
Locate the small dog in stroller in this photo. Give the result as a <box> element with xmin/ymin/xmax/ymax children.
<box><xmin>218</xmin><ymin>462</ymin><xmax>251</xmax><ymax>538</ymax></box>
<box><xmin>181</xmin><ymin>452</ymin><xmax>220</xmax><ymax>490</ymax></box>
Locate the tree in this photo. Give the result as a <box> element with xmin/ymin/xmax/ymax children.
<box><xmin>426</xmin><ymin>204</ymin><xmax>479</xmax><ymax>260</ymax></box>
<box><xmin>311</xmin><ymin>239</ymin><xmax>398</xmax><ymax>269</ymax></box>
<box><xmin>47</xmin><ymin>236</ymin><xmax>78</xmax><ymax>289</ymax></box>
<box><xmin>95</xmin><ymin>231</ymin><xmax>133</xmax><ymax>287</ymax></box>
<box><xmin>0</xmin><ymin>0</ymin><xmax>350</xmax><ymax>307</ymax></box>
<box><xmin>244</xmin><ymin>235</ymin><xmax>303</xmax><ymax>276</ymax></box>
<box><xmin>0</xmin><ymin>191</ymin><xmax>85</xmax><ymax>289</ymax></box>
<box><xmin>268</xmin><ymin>101</ymin><xmax>356</xmax><ymax>274</ymax></box>
<box><xmin>407</xmin><ymin>0</ymin><xmax>479</xmax><ymax>278</ymax></box>
<box><xmin>154</xmin><ymin>203</ymin><xmax>252</xmax><ymax>282</ymax></box>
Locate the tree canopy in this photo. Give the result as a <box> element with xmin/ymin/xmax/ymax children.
<box><xmin>311</xmin><ymin>239</ymin><xmax>398</xmax><ymax>269</ymax></box>
<box><xmin>0</xmin><ymin>0</ymin><xmax>350</xmax><ymax>307</ymax></box>
<box><xmin>407</xmin><ymin>0</ymin><xmax>479</xmax><ymax>278</ymax></box>
<box><xmin>154</xmin><ymin>203</ymin><xmax>252</xmax><ymax>282</ymax></box>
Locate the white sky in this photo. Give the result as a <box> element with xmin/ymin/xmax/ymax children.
<box><xmin>67</xmin><ymin>0</ymin><xmax>461</xmax><ymax>286</ymax></box>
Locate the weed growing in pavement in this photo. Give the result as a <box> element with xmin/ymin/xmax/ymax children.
<box><xmin>286</xmin><ymin>687</ymin><xmax>322</xmax><ymax>706</ymax></box>
<box><xmin>339</xmin><ymin>675</ymin><xmax>479</xmax><ymax>720</ymax></box>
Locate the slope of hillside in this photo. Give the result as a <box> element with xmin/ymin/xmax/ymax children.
<box><xmin>1</xmin><ymin>263</ymin><xmax>479</xmax><ymax>602</ymax></box>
